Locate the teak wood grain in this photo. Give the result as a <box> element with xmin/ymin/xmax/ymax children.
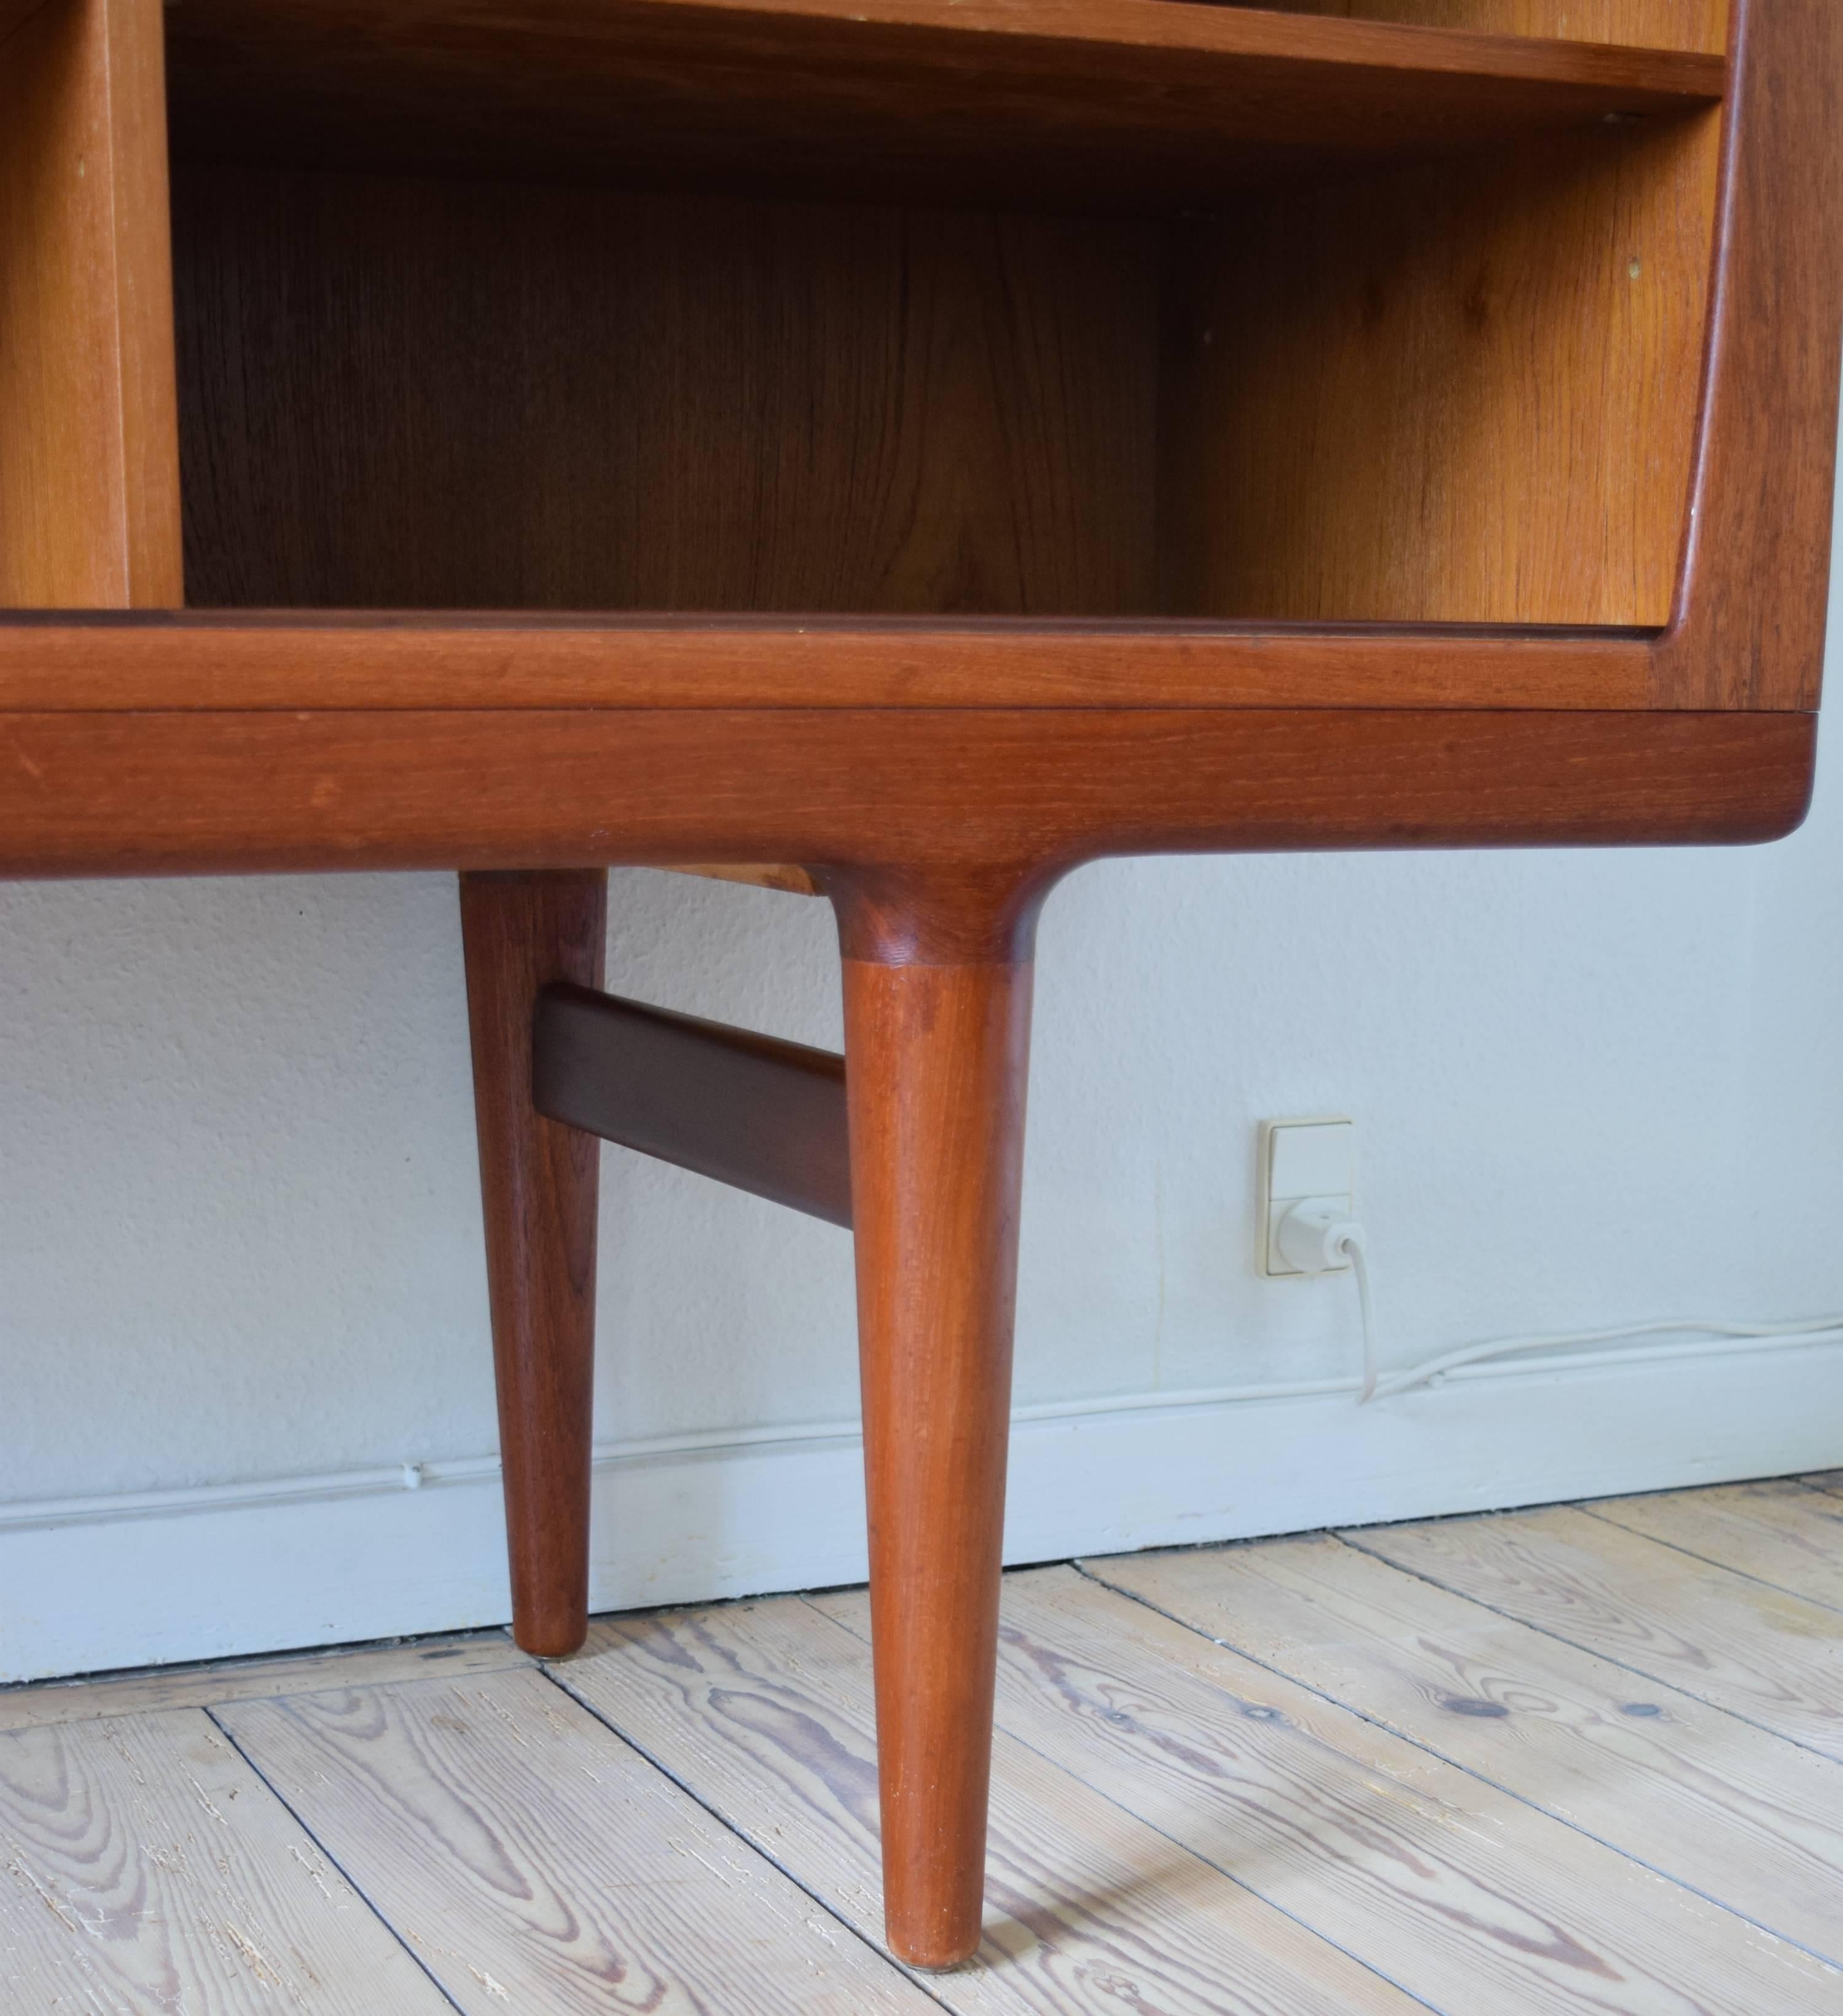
<box><xmin>460</xmin><ymin>871</ymin><xmax>607</xmax><ymax>1658</ymax></box>
<box><xmin>0</xmin><ymin>0</ymin><xmax>1834</xmax><ymax>719</ymax></box>
<box><xmin>0</xmin><ymin>0</ymin><xmax>181</xmax><ymax>610</ymax></box>
<box><xmin>834</xmin><ymin>878</ymin><xmax>1035</xmax><ymax>1964</ymax></box>
<box><xmin>1261</xmin><ymin>1</ymin><xmax>1726</xmax><ymax>53</ymax></box>
<box><xmin>1650</xmin><ymin>0</ymin><xmax>1843</xmax><ymax>707</ymax></box>
<box><xmin>160</xmin><ymin>0</ymin><xmax>1724</xmax><ymax>211</ymax></box>
<box><xmin>4</xmin><ymin>0</ymin><xmax>1841</xmax><ymax>1979</ymax></box>
<box><xmin>667</xmin><ymin>860</ymin><xmax>821</xmax><ymax>893</ymax></box>
<box><xmin>1346</xmin><ymin>1507</ymin><xmax>1843</xmax><ymax>1762</ymax></box>
<box><xmin>534</xmin><ymin>981</ymin><xmax>853</xmax><ymax>1225</ymax></box>
<box><xmin>1</xmin><ymin>0</ymin><xmax>55</xmax><ymax>42</ymax></box>
<box><xmin>0</xmin><ymin>708</ymin><xmax>1813</xmax><ymax>879</ymax></box>
<box><xmin>166</xmin><ymin>127</ymin><xmax>1721</xmax><ymax>632</ymax></box>
<box><xmin>558</xmin><ymin>1595</ymin><xmax>1425</xmax><ymax>2011</ymax></box>
<box><xmin>1163</xmin><ymin>111</ymin><xmax>1721</xmax><ymax>627</ymax></box>
<box><xmin>942</xmin><ymin>1566</ymin><xmax>1843</xmax><ymax>2014</ymax></box>
<box><xmin>1086</xmin><ymin>1533</ymin><xmax>1843</xmax><ymax>1967</ymax></box>
<box><xmin>0</xmin><ymin>616</ymin><xmax>1672</xmax><ymax>713</ymax></box>
<box><xmin>173</xmin><ymin>176</ymin><xmax>1159</xmax><ymax>618</ymax></box>
<box><xmin>217</xmin><ymin>1668</ymin><xmax>936</xmax><ymax>2012</ymax></box>
<box><xmin>0</xmin><ymin>1708</ymin><xmax>453</xmax><ymax>2013</ymax></box>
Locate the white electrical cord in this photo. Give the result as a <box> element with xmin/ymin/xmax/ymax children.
<box><xmin>1274</xmin><ymin>1199</ymin><xmax>1380</xmax><ymax>1400</ymax></box>
<box><xmin>1368</xmin><ymin>1311</ymin><xmax>1843</xmax><ymax>1403</ymax></box>
<box><xmin>1343</xmin><ymin>1230</ymin><xmax>1379</xmax><ymax>1403</ymax></box>
<box><xmin>1269</xmin><ymin>1196</ymin><xmax>1842</xmax><ymax>1406</ymax></box>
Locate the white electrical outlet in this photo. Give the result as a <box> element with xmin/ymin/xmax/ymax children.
<box><xmin>1258</xmin><ymin>1117</ymin><xmax>1355</xmax><ymax>1276</ymax></box>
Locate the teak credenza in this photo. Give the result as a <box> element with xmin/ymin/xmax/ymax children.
<box><xmin>4</xmin><ymin>0</ymin><xmax>1841</xmax><ymax>1971</ymax></box>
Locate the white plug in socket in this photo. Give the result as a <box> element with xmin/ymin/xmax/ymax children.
<box><xmin>1275</xmin><ymin>1196</ymin><xmax>1363</xmax><ymax>1275</ymax></box>
<box><xmin>1259</xmin><ymin>1118</ymin><xmax>1355</xmax><ymax>1276</ymax></box>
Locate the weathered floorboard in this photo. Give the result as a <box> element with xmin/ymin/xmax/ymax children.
<box><xmin>1084</xmin><ymin>1534</ymin><xmax>1843</xmax><ymax>1967</ymax></box>
<box><xmin>1583</xmin><ymin>1481</ymin><xmax>1843</xmax><ymax>1614</ymax></box>
<box><xmin>1346</xmin><ymin>1506</ymin><xmax>1843</xmax><ymax>1762</ymax></box>
<box><xmin>859</xmin><ymin>1564</ymin><xmax>1843</xmax><ymax>2015</ymax></box>
<box><xmin>15</xmin><ymin>1483</ymin><xmax>1843</xmax><ymax>2014</ymax></box>
<box><xmin>555</xmin><ymin>1594</ymin><xmax>1421</xmax><ymax>2013</ymax></box>
<box><xmin>216</xmin><ymin>1665</ymin><xmax>933</xmax><ymax>2014</ymax></box>
<box><xmin>0</xmin><ymin>1707</ymin><xmax>451</xmax><ymax>2014</ymax></box>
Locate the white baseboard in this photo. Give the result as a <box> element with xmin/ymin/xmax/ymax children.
<box><xmin>6</xmin><ymin>1334</ymin><xmax>1842</xmax><ymax>1684</ymax></box>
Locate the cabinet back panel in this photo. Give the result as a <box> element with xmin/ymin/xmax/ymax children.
<box><xmin>173</xmin><ymin>169</ymin><xmax>1159</xmax><ymax>616</ymax></box>
<box><xmin>1161</xmin><ymin>111</ymin><xmax>1720</xmax><ymax>626</ymax></box>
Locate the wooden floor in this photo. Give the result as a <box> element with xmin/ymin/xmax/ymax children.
<box><xmin>6</xmin><ymin>1477</ymin><xmax>1843</xmax><ymax>2013</ymax></box>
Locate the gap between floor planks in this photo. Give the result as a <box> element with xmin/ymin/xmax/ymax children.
<box><xmin>1579</xmin><ymin>1476</ymin><xmax>1843</xmax><ymax>1615</ymax></box>
<box><xmin>0</xmin><ymin>1625</ymin><xmax>534</xmax><ymax>1732</ymax></box>
<box><xmin>6</xmin><ymin>1482</ymin><xmax>1843</xmax><ymax>2013</ymax></box>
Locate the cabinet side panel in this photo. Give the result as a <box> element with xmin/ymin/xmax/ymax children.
<box><xmin>0</xmin><ymin>0</ymin><xmax>181</xmax><ymax>609</ymax></box>
<box><xmin>1162</xmin><ymin>112</ymin><xmax>1720</xmax><ymax>628</ymax></box>
<box><xmin>1660</xmin><ymin>0</ymin><xmax>1843</xmax><ymax>709</ymax></box>
<box><xmin>1245</xmin><ymin>2</ymin><xmax>1726</xmax><ymax>54</ymax></box>
<box><xmin>0</xmin><ymin>0</ymin><xmax>127</xmax><ymax>605</ymax></box>
<box><xmin>106</xmin><ymin>0</ymin><xmax>182</xmax><ymax>607</ymax></box>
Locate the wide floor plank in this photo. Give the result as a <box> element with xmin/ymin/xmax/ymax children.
<box><xmin>0</xmin><ymin>1707</ymin><xmax>450</xmax><ymax>2015</ymax></box>
<box><xmin>0</xmin><ymin>1630</ymin><xmax>531</xmax><ymax>1732</ymax></box>
<box><xmin>1084</xmin><ymin>1534</ymin><xmax>1843</xmax><ymax>1966</ymax></box>
<box><xmin>874</xmin><ymin>1565</ymin><xmax>1840</xmax><ymax>2015</ymax></box>
<box><xmin>1346</xmin><ymin>1505</ymin><xmax>1843</xmax><ymax>1761</ymax></box>
<box><xmin>1584</xmin><ymin>1481</ymin><xmax>1843</xmax><ymax>1613</ymax></box>
<box><xmin>217</xmin><ymin>1666</ymin><xmax>930</xmax><ymax>2015</ymax></box>
<box><xmin>557</xmin><ymin>1594</ymin><xmax>1418</xmax><ymax>2014</ymax></box>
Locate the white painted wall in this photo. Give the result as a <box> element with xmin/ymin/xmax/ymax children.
<box><xmin>5</xmin><ymin>456</ymin><xmax>1842</xmax><ymax>1683</ymax></box>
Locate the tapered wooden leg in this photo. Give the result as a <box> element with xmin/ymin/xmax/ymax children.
<box><xmin>834</xmin><ymin>873</ymin><xmax>1039</xmax><ymax>1969</ymax></box>
<box><xmin>460</xmin><ymin>869</ymin><xmax>607</xmax><ymax>1658</ymax></box>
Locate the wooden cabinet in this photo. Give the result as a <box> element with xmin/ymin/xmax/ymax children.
<box><xmin>2</xmin><ymin>0</ymin><xmax>1837</xmax><ymax>1970</ymax></box>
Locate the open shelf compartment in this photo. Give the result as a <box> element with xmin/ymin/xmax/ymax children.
<box><xmin>6</xmin><ymin>0</ymin><xmax>1732</xmax><ymax>632</ymax></box>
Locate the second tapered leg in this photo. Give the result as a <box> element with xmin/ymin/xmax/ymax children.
<box><xmin>839</xmin><ymin>888</ymin><xmax>1036</xmax><ymax>1969</ymax></box>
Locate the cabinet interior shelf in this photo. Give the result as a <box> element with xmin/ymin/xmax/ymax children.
<box><xmin>164</xmin><ymin>0</ymin><xmax>1726</xmax><ymax>207</ymax></box>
